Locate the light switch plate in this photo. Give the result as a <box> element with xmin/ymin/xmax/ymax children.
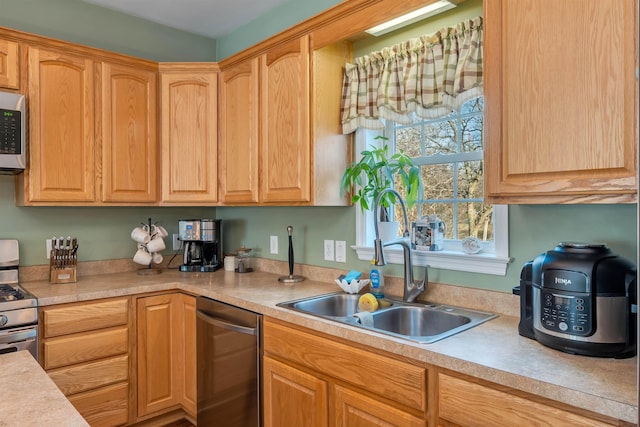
<box><xmin>324</xmin><ymin>240</ymin><xmax>335</xmax><ymax>261</ymax></box>
<box><xmin>45</xmin><ymin>239</ymin><xmax>52</xmax><ymax>259</ymax></box>
<box><xmin>335</xmin><ymin>241</ymin><xmax>346</xmax><ymax>263</ymax></box>
<box><xmin>270</xmin><ymin>235</ymin><xmax>278</xmax><ymax>254</ymax></box>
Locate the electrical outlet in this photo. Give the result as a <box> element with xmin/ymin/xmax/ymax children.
<box><xmin>270</xmin><ymin>235</ymin><xmax>278</xmax><ymax>254</ymax></box>
<box><xmin>45</xmin><ymin>239</ymin><xmax>52</xmax><ymax>259</ymax></box>
<box><xmin>335</xmin><ymin>240</ymin><xmax>346</xmax><ymax>263</ymax></box>
<box><xmin>172</xmin><ymin>234</ymin><xmax>181</xmax><ymax>251</ymax></box>
<box><xmin>324</xmin><ymin>240</ymin><xmax>335</xmax><ymax>261</ymax></box>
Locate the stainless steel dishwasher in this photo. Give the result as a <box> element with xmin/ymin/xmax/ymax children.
<box><xmin>197</xmin><ymin>296</ymin><xmax>262</xmax><ymax>426</ymax></box>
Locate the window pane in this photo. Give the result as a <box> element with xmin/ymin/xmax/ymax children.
<box><xmin>457</xmin><ymin>161</ymin><xmax>484</xmax><ymax>199</ymax></box>
<box><xmin>461</xmin><ymin>97</ymin><xmax>483</xmax><ymax>114</ymax></box>
<box><xmin>422</xmin><ymin>164</ymin><xmax>453</xmax><ymax>200</ymax></box>
<box><xmin>395</xmin><ymin>126</ymin><xmax>421</xmax><ymax>157</ymax></box>
<box><xmin>457</xmin><ymin>202</ymin><xmax>493</xmax><ymax>241</ymax></box>
<box><xmin>424</xmin><ymin>120</ymin><xmax>456</xmax><ymax>155</ymax></box>
<box><xmin>386</xmin><ymin>96</ymin><xmax>493</xmax><ymax>248</ymax></box>
<box><xmin>461</xmin><ymin>115</ymin><xmax>483</xmax><ymax>153</ymax></box>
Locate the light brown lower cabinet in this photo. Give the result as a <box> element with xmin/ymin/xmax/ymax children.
<box><xmin>263</xmin><ymin>356</ymin><xmax>328</xmax><ymax>427</ymax></box>
<box><xmin>40</xmin><ymin>293</ymin><xmax>197</xmax><ymax>427</ymax></box>
<box><xmin>40</xmin><ymin>297</ymin><xmax>131</xmax><ymax>427</ymax></box>
<box><xmin>262</xmin><ymin>317</ymin><xmax>427</xmax><ymax>426</ymax></box>
<box><xmin>136</xmin><ymin>292</ymin><xmax>196</xmax><ymax>421</ymax></box>
<box><xmin>263</xmin><ymin>317</ymin><xmax>628</xmax><ymax>427</ymax></box>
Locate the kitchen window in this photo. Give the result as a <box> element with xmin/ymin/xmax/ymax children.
<box><xmin>352</xmin><ymin>96</ymin><xmax>510</xmax><ymax>275</ymax></box>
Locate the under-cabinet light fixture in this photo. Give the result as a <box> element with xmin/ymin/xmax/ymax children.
<box><xmin>365</xmin><ymin>0</ymin><xmax>457</xmax><ymax>36</ymax></box>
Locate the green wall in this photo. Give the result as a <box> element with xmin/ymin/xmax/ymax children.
<box><xmin>0</xmin><ymin>0</ymin><xmax>636</xmax><ymax>295</ymax></box>
<box><xmin>215</xmin><ymin>0</ymin><xmax>342</xmax><ymax>60</ymax></box>
<box><xmin>216</xmin><ymin>204</ymin><xmax>637</xmax><ymax>294</ymax></box>
<box><xmin>0</xmin><ymin>176</ymin><xmax>214</xmax><ymax>266</ymax></box>
<box><xmin>0</xmin><ymin>0</ymin><xmax>216</xmax><ymax>61</ymax></box>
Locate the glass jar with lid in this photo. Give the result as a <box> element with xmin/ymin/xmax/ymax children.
<box><xmin>235</xmin><ymin>246</ymin><xmax>254</xmax><ymax>273</ymax></box>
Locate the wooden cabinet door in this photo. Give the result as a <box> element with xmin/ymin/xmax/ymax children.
<box><xmin>27</xmin><ymin>46</ymin><xmax>95</xmax><ymax>202</ymax></box>
<box><xmin>177</xmin><ymin>293</ymin><xmax>197</xmax><ymax>418</ymax></box>
<box><xmin>0</xmin><ymin>39</ymin><xmax>19</xmax><ymax>89</ymax></box>
<box><xmin>333</xmin><ymin>385</ymin><xmax>424</xmax><ymax>427</ymax></box>
<box><xmin>219</xmin><ymin>58</ymin><xmax>260</xmax><ymax>203</ymax></box>
<box><xmin>484</xmin><ymin>0</ymin><xmax>638</xmax><ymax>204</ymax></box>
<box><xmin>136</xmin><ymin>294</ymin><xmax>181</xmax><ymax>417</ymax></box>
<box><xmin>260</xmin><ymin>36</ymin><xmax>311</xmax><ymax>203</ymax></box>
<box><xmin>100</xmin><ymin>62</ymin><xmax>158</xmax><ymax>203</ymax></box>
<box><xmin>136</xmin><ymin>293</ymin><xmax>195</xmax><ymax>419</ymax></box>
<box><xmin>160</xmin><ymin>65</ymin><xmax>218</xmax><ymax>204</ymax></box>
<box><xmin>263</xmin><ymin>356</ymin><xmax>328</xmax><ymax>427</ymax></box>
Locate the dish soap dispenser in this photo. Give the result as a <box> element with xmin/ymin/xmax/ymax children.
<box><xmin>369</xmin><ymin>260</ymin><xmax>385</xmax><ymax>298</ymax></box>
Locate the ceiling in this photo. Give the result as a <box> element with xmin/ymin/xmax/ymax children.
<box><xmin>78</xmin><ymin>0</ymin><xmax>291</xmax><ymax>39</ymax></box>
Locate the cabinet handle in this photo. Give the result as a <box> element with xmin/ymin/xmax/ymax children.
<box><xmin>196</xmin><ymin>310</ymin><xmax>257</xmax><ymax>336</ymax></box>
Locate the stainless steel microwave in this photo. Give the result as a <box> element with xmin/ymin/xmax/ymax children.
<box><xmin>0</xmin><ymin>91</ymin><xmax>25</xmax><ymax>174</ymax></box>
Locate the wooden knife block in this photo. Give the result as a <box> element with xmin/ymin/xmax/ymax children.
<box><xmin>50</xmin><ymin>266</ymin><xmax>77</xmax><ymax>284</ymax></box>
<box><xmin>49</xmin><ymin>248</ymin><xmax>78</xmax><ymax>284</ymax></box>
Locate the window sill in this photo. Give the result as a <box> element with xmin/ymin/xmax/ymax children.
<box><xmin>353</xmin><ymin>245</ymin><xmax>512</xmax><ymax>276</ymax></box>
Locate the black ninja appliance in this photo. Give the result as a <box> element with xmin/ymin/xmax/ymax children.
<box><xmin>515</xmin><ymin>242</ymin><xmax>637</xmax><ymax>358</ymax></box>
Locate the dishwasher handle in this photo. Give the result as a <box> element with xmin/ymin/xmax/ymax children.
<box><xmin>197</xmin><ymin>310</ymin><xmax>258</xmax><ymax>336</ymax></box>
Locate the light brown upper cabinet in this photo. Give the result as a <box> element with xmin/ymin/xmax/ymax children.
<box><xmin>0</xmin><ymin>39</ymin><xmax>19</xmax><ymax>89</ymax></box>
<box><xmin>484</xmin><ymin>0</ymin><xmax>638</xmax><ymax>204</ymax></box>
<box><xmin>20</xmin><ymin>44</ymin><xmax>159</xmax><ymax>205</ymax></box>
<box><xmin>260</xmin><ymin>36</ymin><xmax>311</xmax><ymax>203</ymax></box>
<box><xmin>219</xmin><ymin>58</ymin><xmax>260</xmax><ymax>203</ymax></box>
<box><xmin>23</xmin><ymin>46</ymin><xmax>96</xmax><ymax>203</ymax></box>
<box><xmin>219</xmin><ymin>36</ymin><xmax>351</xmax><ymax>205</ymax></box>
<box><xmin>100</xmin><ymin>62</ymin><xmax>158</xmax><ymax>203</ymax></box>
<box><xmin>159</xmin><ymin>63</ymin><xmax>219</xmax><ymax>205</ymax></box>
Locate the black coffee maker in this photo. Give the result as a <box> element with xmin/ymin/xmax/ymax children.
<box><xmin>179</xmin><ymin>219</ymin><xmax>222</xmax><ymax>272</ymax></box>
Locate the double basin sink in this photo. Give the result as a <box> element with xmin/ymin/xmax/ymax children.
<box><xmin>277</xmin><ymin>292</ymin><xmax>498</xmax><ymax>344</ymax></box>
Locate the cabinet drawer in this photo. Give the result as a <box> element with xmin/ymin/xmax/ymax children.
<box><xmin>263</xmin><ymin>318</ymin><xmax>426</xmax><ymax>412</ymax></box>
<box><xmin>43</xmin><ymin>298</ymin><xmax>129</xmax><ymax>338</ymax></box>
<box><xmin>438</xmin><ymin>373</ymin><xmax>615</xmax><ymax>427</ymax></box>
<box><xmin>44</xmin><ymin>327</ymin><xmax>128</xmax><ymax>369</ymax></box>
<box><xmin>48</xmin><ymin>354</ymin><xmax>128</xmax><ymax>396</ymax></box>
<box><xmin>68</xmin><ymin>381</ymin><xmax>129</xmax><ymax>427</ymax></box>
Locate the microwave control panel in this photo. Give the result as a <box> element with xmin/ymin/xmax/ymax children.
<box><xmin>539</xmin><ymin>290</ymin><xmax>593</xmax><ymax>336</ymax></box>
<box><xmin>0</xmin><ymin>109</ymin><xmax>21</xmax><ymax>154</ymax></box>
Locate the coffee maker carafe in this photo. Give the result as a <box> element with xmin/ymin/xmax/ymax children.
<box><xmin>179</xmin><ymin>219</ymin><xmax>222</xmax><ymax>272</ymax></box>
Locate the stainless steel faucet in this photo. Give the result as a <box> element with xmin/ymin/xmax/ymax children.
<box><xmin>373</xmin><ymin>188</ymin><xmax>427</xmax><ymax>303</ymax></box>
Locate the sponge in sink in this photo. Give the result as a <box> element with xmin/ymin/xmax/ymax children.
<box><xmin>344</xmin><ymin>270</ymin><xmax>362</xmax><ymax>283</ymax></box>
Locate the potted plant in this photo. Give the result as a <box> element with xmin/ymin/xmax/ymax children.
<box><xmin>340</xmin><ymin>136</ymin><xmax>421</xmax><ymax>240</ymax></box>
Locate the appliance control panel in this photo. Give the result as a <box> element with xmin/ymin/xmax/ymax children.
<box><xmin>539</xmin><ymin>290</ymin><xmax>592</xmax><ymax>336</ymax></box>
<box><xmin>179</xmin><ymin>220</ymin><xmax>201</xmax><ymax>241</ymax></box>
<box><xmin>0</xmin><ymin>109</ymin><xmax>21</xmax><ymax>154</ymax></box>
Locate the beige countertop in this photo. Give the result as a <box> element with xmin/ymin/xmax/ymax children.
<box><xmin>23</xmin><ymin>268</ymin><xmax>638</xmax><ymax>424</ymax></box>
<box><xmin>0</xmin><ymin>351</ymin><xmax>89</xmax><ymax>426</ymax></box>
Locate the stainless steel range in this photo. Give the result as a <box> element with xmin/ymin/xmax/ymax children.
<box><xmin>0</xmin><ymin>239</ymin><xmax>37</xmax><ymax>359</ymax></box>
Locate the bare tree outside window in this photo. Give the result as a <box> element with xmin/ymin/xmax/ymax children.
<box><xmin>390</xmin><ymin>97</ymin><xmax>493</xmax><ymax>242</ymax></box>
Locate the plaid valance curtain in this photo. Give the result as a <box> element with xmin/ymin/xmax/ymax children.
<box><xmin>340</xmin><ymin>16</ymin><xmax>483</xmax><ymax>134</ymax></box>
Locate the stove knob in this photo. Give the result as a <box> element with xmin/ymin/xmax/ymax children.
<box><xmin>0</xmin><ymin>315</ymin><xmax>7</xmax><ymax>327</ymax></box>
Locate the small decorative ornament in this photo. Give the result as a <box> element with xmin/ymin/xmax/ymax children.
<box><xmin>462</xmin><ymin>236</ymin><xmax>482</xmax><ymax>254</ymax></box>
<box><xmin>412</xmin><ymin>214</ymin><xmax>445</xmax><ymax>251</ymax></box>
